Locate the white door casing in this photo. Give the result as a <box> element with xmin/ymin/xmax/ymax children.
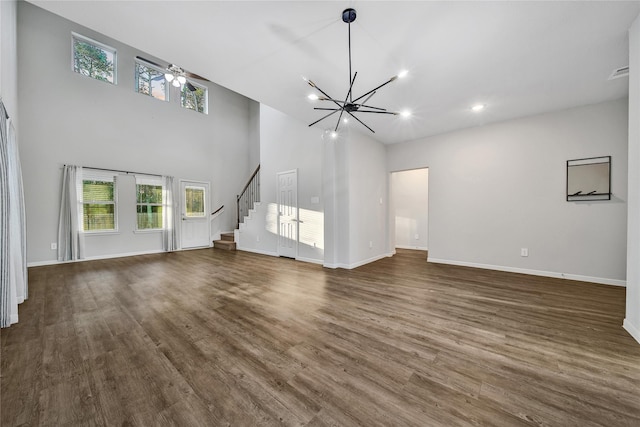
<box><xmin>180</xmin><ymin>180</ymin><xmax>211</xmax><ymax>249</ymax></box>
<box><xmin>277</xmin><ymin>170</ymin><xmax>298</xmax><ymax>258</ymax></box>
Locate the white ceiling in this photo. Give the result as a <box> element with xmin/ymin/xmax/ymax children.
<box><xmin>30</xmin><ymin>1</ymin><xmax>640</xmax><ymax>144</ymax></box>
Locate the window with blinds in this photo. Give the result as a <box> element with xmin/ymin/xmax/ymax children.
<box><xmin>81</xmin><ymin>171</ymin><xmax>117</xmax><ymax>232</ymax></box>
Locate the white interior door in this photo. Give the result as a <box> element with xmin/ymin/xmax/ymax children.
<box><xmin>277</xmin><ymin>170</ymin><xmax>298</xmax><ymax>258</ymax></box>
<box><xmin>180</xmin><ymin>180</ymin><xmax>211</xmax><ymax>249</ymax></box>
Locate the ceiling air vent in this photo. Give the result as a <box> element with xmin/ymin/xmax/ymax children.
<box><xmin>608</xmin><ymin>66</ymin><xmax>629</xmax><ymax>80</ymax></box>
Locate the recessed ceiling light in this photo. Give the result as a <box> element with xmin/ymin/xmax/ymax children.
<box><xmin>308</xmin><ymin>93</ymin><xmax>319</xmax><ymax>101</ymax></box>
<box><xmin>471</xmin><ymin>104</ymin><xmax>485</xmax><ymax>112</ymax></box>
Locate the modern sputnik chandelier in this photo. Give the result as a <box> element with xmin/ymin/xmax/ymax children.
<box><xmin>304</xmin><ymin>8</ymin><xmax>409</xmax><ymax>134</ymax></box>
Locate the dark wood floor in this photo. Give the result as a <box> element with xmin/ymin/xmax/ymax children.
<box><xmin>2</xmin><ymin>248</ymin><xmax>640</xmax><ymax>426</ymax></box>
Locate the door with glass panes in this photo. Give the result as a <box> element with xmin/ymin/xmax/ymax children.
<box><xmin>180</xmin><ymin>180</ymin><xmax>210</xmax><ymax>249</ymax></box>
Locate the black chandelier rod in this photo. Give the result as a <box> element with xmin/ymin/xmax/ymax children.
<box><xmin>345</xmin><ymin>111</ymin><xmax>375</xmax><ymax>133</ymax></box>
<box><xmin>309</xmin><ymin>109</ymin><xmax>340</xmax><ymax>127</ymax></box>
<box><xmin>348</xmin><ymin>19</ymin><xmax>353</xmax><ymax>103</ymax></box>
<box><xmin>335</xmin><ymin>72</ymin><xmax>358</xmax><ymax>131</ymax></box>
<box><xmin>352</xmin><ymin>75</ymin><xmax>399</xmax><ymax>104</ymax></box>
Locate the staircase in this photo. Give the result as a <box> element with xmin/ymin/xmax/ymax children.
<box><xmin>213</xmin><ymin>232</ymin><xmax>236</xmax><ymax>251</ymax></box>
<box><xmin>213</xmin><ymin>165</ymin><xmax>259</xmax><ymax>252</ymax></box>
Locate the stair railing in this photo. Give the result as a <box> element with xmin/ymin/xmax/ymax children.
<box><xmin>237</xmin><ymin>165</ymin><xmax>260</xmax><ymax>229</ymax></box>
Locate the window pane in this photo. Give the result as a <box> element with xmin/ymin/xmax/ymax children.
<box><xmin>83</xmin><ymin>180</ymin><xmax>114</xmax><ymax>202</ymax></box>
<box><xmin>84</xmin><ymin>204</ymin><xmax>115</xmax><ymax>231</ymax></box>
<box><xmin>185</xmin><ymin>186</ymin><xmax>205</xmax><ymax>217</ymax></box>
<box><xmin>137</xmin><ymin>205</ymin><xmax>163</xmax><ymax>229</ymax></box>
<box><xmin>73</xmin><ymin>38</ymin><xmax>115</xmax><ymax>84</ymax></box>
<box><xmin>181</xmin><ymin>84</ymin><xmax>207</xmax><ymax>114</ymax></box>
<box><xmin>135</xmin><ymin>62</ymin><xmax>167</xmax><ymax>101</ymax></box>
<box><xmin>136</xmin><ymin>184</ymin><xmax>163</xmax><ymax>204</ymax></box>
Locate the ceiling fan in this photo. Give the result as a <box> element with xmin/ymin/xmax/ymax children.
<box><xmin>136</xmin><ymin>56</ymin><xmax>209</xmax><ymax>91</ymax></box>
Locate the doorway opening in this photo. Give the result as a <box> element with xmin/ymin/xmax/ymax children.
<box><xmin>390</xmin><ymin>168</ymin><xmax>429</xmax><ymax>256</ymax></box>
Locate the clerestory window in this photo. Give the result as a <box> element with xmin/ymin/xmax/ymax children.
<box><xmin>72</xmin><ymin>33</ymin><xmax>117</xmax><ymax>84</ymax></box>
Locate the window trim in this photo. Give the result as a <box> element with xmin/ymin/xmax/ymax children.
<box><xmin>71</xmin><ymin>32</ymin><xmax>118</xmax><ymax>84</ymax></box>
<box><xmin>134</xmin><ymin>58</ymin><xmax>169</xmax><ymax>102</ymax></box>
<box><xmin>180</xmin><ymin>79</ymin><xmax>208</xmax><ymax>114</ymax></box>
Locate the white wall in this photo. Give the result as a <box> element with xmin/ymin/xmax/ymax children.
<box><xmin>625</xmin><ymin>15</ymin><xmax>640</xmax><ymax>344</ymax></box>
<box><xmin>18</xmin><ymin>2</ymin><xmax>252</xmax><ymax>264</ymax></box>
<box><xmin>392</xmin><ymin>168</ymin><xmax>429</xmax><ymax>250</ymax></box>
<box><xmin>237</xmin><ymin>104</ymin><xmax>324</xmax><ymax>263</ymax></box>
<box><xmin>388</xmin><ymin>99</ymin><xmax>628</xmax><ymax>285</ymax></box>
<box><xmin>1</xmin><ymin>0</ymin><xmax>18</xmax><ymax>119</ymax></box>
<box><xmin>346</xmin><ymin>130</ymin><xmax>390</xmax><ymax>267</ymax></box>
<box><xmin>238</xmin><ymin>105</ymin><xmax>390</xmax><ymax>269</ymax></box>
<box><xmin>248</xmin><ymin>100</ymin><xmax>260</xmax><ymax>172</ymax></box>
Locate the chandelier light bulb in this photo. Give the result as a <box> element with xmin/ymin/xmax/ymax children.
<box><xmin>400</xmin><ymin>110</ymin><xmax>412</xmax><ymax>118</ymax></box>
<box><xmin>308</xmin><ymin>94</ymin><xmax>319</xmax><ymax>101</ymax></box>
<box><xmin>471</xmin><ymin>104</ymin><xmax>486</xmax><ymax>112</ymax></box>
<box><xmin>330</xmin><ymin>131</ymin><xmax>338</xmax><ymax>139</ymax></box>
<box><xmin>397</xmin><ymin>70</ymin><xmax>409</xmax><ymax>79</ymax></box>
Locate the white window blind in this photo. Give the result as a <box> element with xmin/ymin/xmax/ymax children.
<box><xmin>79</xmin><ymin>169</ymin><xmax>117</xmax><ymax>232</ymax></box>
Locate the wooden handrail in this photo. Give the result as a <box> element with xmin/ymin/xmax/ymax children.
<box><xmin>236</xmin><ymin>165</ymin><xmax>260</xmax><ymax>229</ymax></box>
<box><xmin>211</xmin><ymin>205</ymin><xmax>224</xmax><ymax>216</ymax></box>
<box><xmin>237</xmin><ymin>165</ymin><xmax>260</xmax><ymax>202</ymax></box>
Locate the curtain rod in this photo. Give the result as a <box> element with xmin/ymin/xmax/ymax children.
<box><xmin>64</xmin><ymin>164</ymin><xmax>162</xmax><ymax>178</ymax></box>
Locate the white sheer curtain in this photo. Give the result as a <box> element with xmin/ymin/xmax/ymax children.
<box><xmin>1</xmin><ymin>101</ymin><xmax>28</xmax><ymax>327</ymax></box>
<box><xmin>0</xmin><ymin>101</ymin><xmax>11</xmax><ymax>327</ymax></box>
<box><xmin>6</xmin><ymin>119</ymin><xmax>27</xmax><ymax>324</ymax></box>
<box><xmin>162</xmin><ymin>175</ymin><xmax>177</xmax><ymax>251</ymax></box>
<box><xmin>57</xmin><ymin>165</ymin><xmax>85</xmax><ymax>261</ymax></box>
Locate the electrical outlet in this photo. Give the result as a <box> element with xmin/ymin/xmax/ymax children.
<box><xmin>50</xmin><ymin>243</ymin><xmax>57</xmax><ymax>250</ymax></box>
<box><xmin>256</xmin><ymin>235</ymin><xmax>260</xmax><ymax>242</ymax></box>
<box><xmin>520</xmin><ymin>248</ymin><xmax>528</xmax><ymax>257</ymax></box>
<box><xmin>415</xmin><ymin>234</ymin><xmax>419</xmax><ymax>240</ymax></box>
<box><xmin>369</xmin><ymin>241</ymin><xmax>373</xmax><ymax>249</ymax></box>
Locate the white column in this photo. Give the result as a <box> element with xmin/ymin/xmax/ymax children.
<box><xmin>625</xmin><ymin>14</ymin><xmax>640</xmax><ymax>345</ymax></box>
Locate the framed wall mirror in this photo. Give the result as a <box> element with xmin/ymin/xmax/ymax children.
<box><xmin>566</xmin><ymin>156</ymin><xmax>611</xmax><ymax>201</ymax></box>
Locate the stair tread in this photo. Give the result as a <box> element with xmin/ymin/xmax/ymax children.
<box><xmin>213</xmin><ymin>240</ymin><xmax>236</xmax><ymax>251</ymax></box>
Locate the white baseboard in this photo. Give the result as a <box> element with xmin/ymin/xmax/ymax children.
<box><xmin>28</xmin><ymin>249</ymin><xmax>168</xmax><ymax>267</ymax></box>
<box><xmin>324</xmin><ymin>252</ymin><xmax>394</xmax><ymax>270</ymax></box>
<box><xmin>235</xmin><ymin>246</ymin><xmax>278</xmax><ymax>257</ymax></box>
<box><xmin>428</xmin><ymin>258</ymin><xmax>626</xmax><ymax>287</ymax></box>
<box><xmin>623</xmin><ymin>319</ymin><xmax>640</xmax><ymax>345</ymax></box>
<box><xmin>296</xmin><ymin>256</ymin><xmax>324</xmax><ymax>265</ymax></box>
<box><xmin>395</xmin><ymin>245</ymin><xmax>428</xmax><ymax>251</ymax></box>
